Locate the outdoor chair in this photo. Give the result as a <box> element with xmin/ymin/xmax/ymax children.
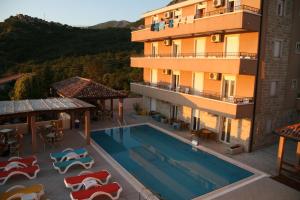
<box><xmin>53</xmin><ymin>156</ymin><xmax>94</xmax><ymax>174</ymax></box>
<box><xmin>70</xmin><ymin>182</ymin><xmax>123</xmax><ymax>200</ymax></box>
<box><xmin>0</xmin><ymin>184</ymin><xmax>45</xmax><ymax>200</ymax></box>
<box><xmin>50</xmin><ymin>147</ymin><xmax>88</xmax><ymax>162</ymax></box>
<box><xmin>64</xmin><ymin>170</ymin><xmax>111</xmax><ymax>191</ymax></box>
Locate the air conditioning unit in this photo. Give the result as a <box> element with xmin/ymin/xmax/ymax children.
<box><xmin>211</xmin><ymin>34</ymin><xmax>222</xmax><ymax>43</ymax></box>
<box><xmin>163</xmin><ymin>69</ymin><xmax>172</xmax><ymax>75</ymax></box>
<box><xmin>213</xmin><ymin>0</ymin><xmax>225</xmax><ymax>7</ymax></box>
<box><xmin>164</xmin><ymin>12</ymin><xmax>171</xmax><ymax>19</ymax></box>
<box><xmin>164</xmin><ymin>39</ymin><xmax>172</xmax><ymax>46</ymax></box>
<box><xmin>209</xmin><ymin>73</ymin><xmax>221</xmax><ymax>80</ymax></box>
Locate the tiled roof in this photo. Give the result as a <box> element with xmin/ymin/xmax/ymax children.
<box><xmin>275</xmin><ymin>123</ymin><xmax>300</xmax><ymax>141</ymax></box>
<box><xmin>52</xmin><ymin>77</ymin><xmax>127</xmax><ymax>99</ymax></box>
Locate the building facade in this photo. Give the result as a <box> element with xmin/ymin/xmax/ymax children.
<box><xmin>130</xmin><ymin>0</ymin><xmax>300</xmax><ymax>152</ymax></box>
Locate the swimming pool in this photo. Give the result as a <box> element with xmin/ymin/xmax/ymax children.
<box><xmin>91</xmin><ymin>124</ymin><xmax>254</xmax><ymax>200</ymax></box>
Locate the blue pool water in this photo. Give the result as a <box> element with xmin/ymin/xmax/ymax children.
<box><xmin>91</xmin><ymin>124</ymin><xmax>253</xmax><ymax>200</ymax></box>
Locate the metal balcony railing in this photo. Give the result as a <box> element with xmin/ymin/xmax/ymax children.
<box><xmin>132</xmin><ymin>82</ymin><xmax>254</xmax><ymax>104</ymax></box>
<box><xmin>133</xmin><ymin>52</ymin><xmax>257</xmax><ymax>60</ymax></box>
<box><xmin>135</xmin><ymin>5</ymin><xmax>260</xmax><ymax>30</ymax></box>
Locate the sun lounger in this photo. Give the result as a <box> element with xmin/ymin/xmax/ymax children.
<box><xmin>70</xmin><ymin>182</ymin><xmax>122</xmax><ymax>200</ymax></box>
<box><xmin>64</xmin><ymin>170</ymin><xmax>111</xmax><ymax>191</ymax></box>
<box><xmin>0</xmin><ymin>184</ymin><xmax>44</xmax><ymax>200</ymax></box>
<box><xmin>50</xmin><ymin>148</ymin><xmax>88</xmax><ymax>162</ymax></box>
<box><xmin>53</xmin><ymin>156</ymin><xmax>94</xmax><ymax>174</ymax></box>
<box><xmin>0</xmin><ymin>156</ymin><xmax>37</xmax><ymax>169</ymax></box>
<box><xmin>0</xmin><ymin>165</ymin><xmax>40</xmax><ymax>185</ymax></box>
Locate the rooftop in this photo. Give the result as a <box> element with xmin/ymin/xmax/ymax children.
<box><xmin>0</xmin><ymin>98</ymin><xmax>94</xmax><ymax>118</ymax></box>
<box><xmin>52</xmin><ymin>77</ymin><xmax>127</xmax><ymax>99</ymax></box>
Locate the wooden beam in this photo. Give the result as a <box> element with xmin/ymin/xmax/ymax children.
<box><xmin>27</xmin><ymin>115</ymin><xmax>32</xmax><ymax>134</ymax></box>
<box><xmin>118</xmin><ymin>98</ymin><xmax>124</xmax><ymax>123</ymax></box>
<box><xmin>69</xmin><ymin>111</ymin><xmax>74</xmax><ymax>130</ymax></box>
<box><xmin>277</xmin><ymin>136</ymin><xmax>286</xmax><ymax>174</ymax></box>
<box><xmin>30</xmin><ymin>114</ymin><xmax>37</xmax><ymax>153</ymax></box>
<box><xmin>296</xmin><ymin>141</ymin><xmax>300</xmax><ymax>166</ymax></box>
<box><xmin>84</xmin><ymin>110</ymin><xmax>91</xmax><ymax>145</ymax></box>
<box><xmin>110</xmin><ymin>99</ymin><xmax>114</xmax><ymax>118</ymax></box>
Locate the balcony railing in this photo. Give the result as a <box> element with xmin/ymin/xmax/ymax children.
<box><xmin>136</xmin><ymin>5</ymin><xmax>260</xmax><ymax>31</ymax></box>
<box><xmin>135</xmin><ymin>82</ymin><xmax>254</xmax><ymax>104</ymax></box>
<box><xmin>134</xmin><ymin>52</ymin><xmax>257</xmax><ymax>60</ymax></box>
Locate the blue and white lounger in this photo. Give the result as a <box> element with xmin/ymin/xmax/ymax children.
<box><xmin>50</xmin><ymin>148</ymin><xmax>88</xmax><ymax>162</ymax></box>
<box><xmin>53</xmin><ymin>156</ymin><xmax>94</xmax><ymax>174</ymax></box>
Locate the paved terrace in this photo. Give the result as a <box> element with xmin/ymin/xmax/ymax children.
<box><xmin>1</xmin><ymin>98</ymin><xmax>299</xmax><ymax>199</ymax></box>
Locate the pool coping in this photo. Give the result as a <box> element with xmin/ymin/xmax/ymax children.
<box><xmin>87</xmin><ymin>122</ymin><xmax>269</xmax><ymax>200</ymax></box>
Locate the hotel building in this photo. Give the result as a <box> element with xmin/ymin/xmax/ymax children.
<box><xmin>130</xmin><ymin>0</ymin><xmax>300</xmax><ymax>152</ymax></box>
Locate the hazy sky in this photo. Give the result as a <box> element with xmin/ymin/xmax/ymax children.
<box><xmin>0</xmin><ymin>0</ymin><xmax>170</xmax><ymax>26</ymax></box>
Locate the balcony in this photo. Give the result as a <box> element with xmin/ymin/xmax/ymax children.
<box><xmin>131</xmin><ymin>52</ymin><xmax>257</xmax><ymax>75</ymax></box>
<box><xmin>132</xmin><ymin>5</ymin><xmax>261</xmax><ymax>42</ymax></box>
<box><xmin>131</xmin><ymin>82</ymin><xmax>254</xmax><ymax>119</ymax></box>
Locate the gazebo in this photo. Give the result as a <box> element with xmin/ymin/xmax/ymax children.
<box><xmin>0</xmin><ymin>98</ymin><xmax>95</xmax><ymax>152</ymax></box>
<box><xmin>275</xmin><ymin>123</ymin><xmax>300</xmax><ymax>176</ymax></box>
<box><xmin>51</xmin><ymin>77</ymin><xmax>128</xmax><ymax>124</ymax></box>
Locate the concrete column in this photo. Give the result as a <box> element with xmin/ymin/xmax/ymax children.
<box><xmin>30</xmin><ymin>115</ymin><xmax>37</xmax><ymax>153</ymax></box>
<box><xmin>118</xmin><ymin>98</ymin><xmax>124</xmax><ymax>123</ymax></box>
<box><xmin>277</xmin><ymin>136</ymin><xmax>286</xmax><ymax>174</ymax></box>
<box><xmin>84</xmin><ymin>110</ymin><xmax>91</xmax><ymax>145</ymax></box>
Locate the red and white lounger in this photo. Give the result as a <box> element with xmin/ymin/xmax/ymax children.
<box><xmin>64</xmin><ymin>170</ymin><xmax>111</xmax><ymax>191</ymax></box>
<box><xmin>0</xmin><ymin>156</ymin><xmax>37</xmax><ymax>169</ymax></box>
<box><xmin>0</xmin><ymin>165</ymin><xmax>40</xmax><ymax>185</ymax></box>
<box><xmin>70</xmin><ymin>182</ymin><xmax>123</xmax><ymax>200</ymax></box>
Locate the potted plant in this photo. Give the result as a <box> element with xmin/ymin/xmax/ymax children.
<box><xmin>227</xmin><ymin>144</ymin><xmax>244</xmax><ymax>155</ymax></box>
<box><xmin>133</xmin><ymin>103</ymin><xmax>142</xmax><ymax>115</ymax></box>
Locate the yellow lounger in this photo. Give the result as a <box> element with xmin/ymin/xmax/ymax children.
<box><xmin>0</xmin><ymin>184</ymin><xmax>45</xmax><ymax>200</ymax></box>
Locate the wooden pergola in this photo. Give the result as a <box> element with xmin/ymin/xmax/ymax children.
<box><xmin>0</xmin><ymin>98</ymin><xmax>95</xmax><ymax>153</ymax></box>
<box><xmin>52</xmin><ymin>77</ymin><xmax>128</xmax><ymax>124</ymax></box>
<box><xmin>275</xmin><ymin>123</ymin><xmax>300</xmax><ymax>176</ymax></box>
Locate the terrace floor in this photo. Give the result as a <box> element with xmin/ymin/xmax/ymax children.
<box><xmin>0</xmin><ymin>99</ymin><xmax>299</xmax><ymax>199</ymax></box>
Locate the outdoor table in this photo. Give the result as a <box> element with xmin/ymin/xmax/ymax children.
<box><xmin>46</xmin><ymin>132</ymin><xmax>56</xmax><ymax>143</ymax></box>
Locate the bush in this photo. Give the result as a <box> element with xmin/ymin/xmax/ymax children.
<box><xmin>133</xmin><ymin>103</ymin><xmax>142</xmax><ymax>115</ymax></box>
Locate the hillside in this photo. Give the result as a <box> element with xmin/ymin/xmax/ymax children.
<box><xmin>89</xmin><ymin>20</ymin><xmax>130</xmax><ymax>29</ymax></box>
<box><xmin>0</xmin><ymin>14</ymin><xmax>143</xmax><ymax>100</ymax></box>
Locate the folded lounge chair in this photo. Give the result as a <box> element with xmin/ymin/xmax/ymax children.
<box><xmin>0</xmin><ymin>156</ymin><xmax>37</xmax><ymax>169</ymax></box>
<box><xmin>50</xmin><ymin>148</ymin><xmax>88</xmax><ymax>162</ymax></box>
<box><xmin>0</xmin><ymin>184</ymin><xmax>44</xmax><ymax>200</ymax></box>
<box><xmin>53</xmin><ymin>156</ymin><xmax>94</xmax><ymax>174</ymax></box>
<box><xmin>0</xmin><ymin>165</ymin><xmax>40</xmax><ymax>185</ymax></box>
<box><xmin>70</xmin><ymin>182</ymin><xmax>122</xmax><ymax>200</ymax></box>
<box><xmin>64</xmin><ymin>170</ymin><xmax>111</xmax><ymax>191</ymax></box>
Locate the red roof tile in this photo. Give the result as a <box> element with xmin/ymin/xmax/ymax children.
<box><xmin>52</xmin><ymin>77</ymin><xmax>127</xmax><ymax>99</ymax></box>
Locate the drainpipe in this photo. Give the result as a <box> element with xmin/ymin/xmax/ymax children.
<box><xmin>248</xmin><ymin>0</ymin><xmax>265</xmax><ymax>152</ymax></box>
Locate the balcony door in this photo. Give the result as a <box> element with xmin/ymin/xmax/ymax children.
<box><xmin>151</xmin><ymin>42</ymin><xmax>158</xmax><ymax>57</ymax></box>
<box><xmin>195</xmin><ymin>38</ymin><xmax>206</xmax><ymax>57</ymax></box>
<box><xmin>150</xmin><ymin>98</ymin><xmax>157</xmax><ymax>111</ymax></box>
<box><xmin>222</xmin><ymin>75</ymin><xmax>236</xmax><ymax>101</ymax></box>
<box><xmin>170</xmin><ymin>105</ymin><xmax>178</xmax><ymax>120</ymax></box>
<box><xmin>172</xmin><ymin>70</ymin><xmax>180</xmax><ymax>90</ymax></box>
<box><xmin>220</xmin><ymin>117</ymin><xmax>232</xmax><ymax>143</ymax></box>
<box><xmin>225</xmin><ymin>35</ymin><xmax>239</xmax><ymax>57</ymax></box>
<box><xmin>150</xmin><ymin>69</ymin><xmax>158</xmax><ymax>86</ymax></box>
<box><xmin>172</xmin><ymin>40</ymin><xmax>181</xmax><ymax>57</ymax></box>
<box><xmin>193</xmin><ymin>72</ymin><xmax>204</xmax><ymax>95</ymax></box>
<box><xmin>192</xmin><ymin>109</ymin><xmax>201</xmax><ymax>131</ymax></box>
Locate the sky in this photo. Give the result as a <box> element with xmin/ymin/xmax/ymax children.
<box><xmin>0</xmin><ymin>0</ymin><xmax>170</xmax><ymax>26</ymax></box>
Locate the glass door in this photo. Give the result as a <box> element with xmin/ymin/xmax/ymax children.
<box><xmin>193</xmin><ymin>72</ymin><xmax>204</xmax><ymax>95</ymax></box>
<box><xmin>171</xmin><ymin>105</ymin><xmax>178</xmax><ymax>120</ymax></box>
<box><xmin>222</xmin><ymin>75</ymin><xmax>235</xmax><ymax>102</ymax></box>
<box><xmin>150</xmin><ymin>69</ymin><xmax>158</xmax><ymax>86</ymax></box>
<box><xmin>172</xmin><ymin>70</ymin><xmax>180</xmax><ymax>91</ymax></box>
<box><xmin>220</xmin><ymin>117</ymin><xmax>232</xmax><ymax>143</ymax></box>
<box><xmin>195</xmin><ymin>38</ymin><xmax>206</xmax><ymax>57</ymax></box>
<box><xmin>192</xmin><ymin>109</ymin><xmax>201</xmax><ymax>131</ymax></box>
<box><xmin>150</xmin><ymin>98</ymin><xmax>157</xmax><ymax>111</ymax></box>
<box><xmin>225</xmin><ymin>35</ymin><xmax>239</xmax><ymax>57</ymax></box>
<box><xmin>152</xmin><ymin>42</ymin><xmax>158</xmax><ymax>57</ymax></box>
<box><xmin>172</xmin><ymin>40</ymin><xmax>181</xmax><ymax>57</ymax></box>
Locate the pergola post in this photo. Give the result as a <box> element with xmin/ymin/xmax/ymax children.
<box><xmin>118</xmin><ymin>98</ymin><xmax>124</xmax><ymax>123</ymax></box>
<box><xmin>27</xmin><ymin>115</ymin><xmax>32</xmax><ymax>134</ymax></box>
<box><xmin>69</xmin><ymin>111</ymin><xmax>74</xmax><ymax>129</ymax></box>
<box><xmin>84</xmin><ymin>110</ymin><xmax>91</xmax><ymax>145</ymax></box>
<box><xmin>296</xmin><ymin>142</ymin><xmax>300</xmax><ymax>166</ymax></box>
<box><xmin>30</xmin><ymin>114</ymin><xmax>37</xmax><ymax>153</ymax></box>
<box><xmin>277</xmin><ymin>136</ymin><xmax>286</xmax><ymax>174</ymax></box>
<box><xmin>110</xmin><ymin>99</ymin><xmax>114</xmax><ymax>118</ymax></box>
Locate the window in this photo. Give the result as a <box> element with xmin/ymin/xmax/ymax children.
<box><xmin>291</xmin><ymin>79</ymin><xmax>298</xmax><ymax>90</ymax></box>
<box><xmin>296</xmin><ymin>42</ymin><xmax>300</xmax><ymax>54</ymax></box>
<box><xmin>273</xmin><ymin>40</ymin><xmax>282</xmax><ymax>58</ymax></box>
<box><xmin>277</xmin><ymin>0</ymin><xmax>285</xmax><ymax>16</ymax></box>
<box><xmin>270</xmin><ymin>81</ymin><xmax>278</xmax><ymax>97</ymax></box>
